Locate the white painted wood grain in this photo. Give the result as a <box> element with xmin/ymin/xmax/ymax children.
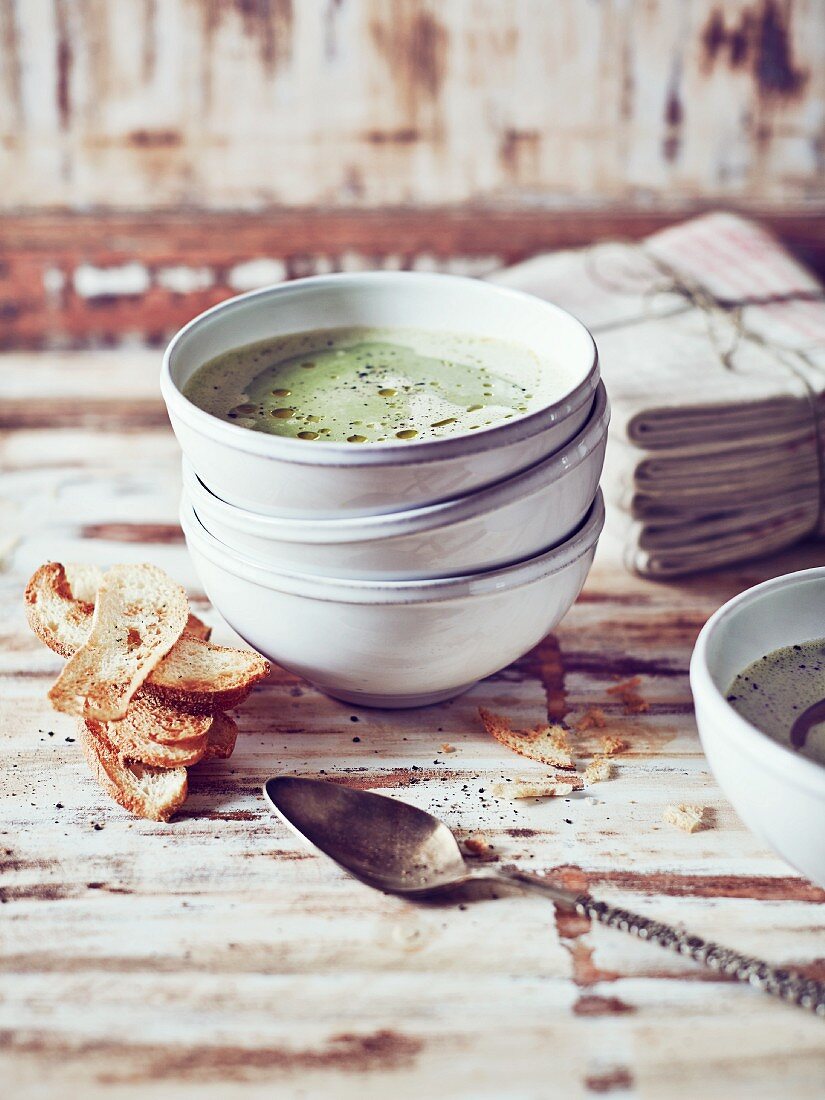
<box><xmin>1</xmin><ymin>0</ymin><xmax>822</xmax><ymax>210</ymax></box>
<box><xmin>1</xmin><ymin>349</ymin><xmax>824</xmax><ymax>1097</ymax></box>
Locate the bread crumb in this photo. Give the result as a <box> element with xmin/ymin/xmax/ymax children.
<box><xmin>440</xmin><ymin>742</ymin><xmax>456</xmax><ymax>753</ymax></box>
<box><xmin>492</xmin><ymin>774</ymin><xmax>583</xmax><ymax>800</ymax></box>
<box><xmin>463</xmin><ymin>834</ymin><xmax>496</xmax><ymax>859</ymax></box>
<box><xmin>600</xmin><ymin>735</ymin><xmax>630</xmax><ymax>756</ymax></box>
<box><xmin>479</xmin><ymin>707</ymin><xmax>574</xmax><ymax>768</ymax></box>
<box><xmin>664</xmin><ymin>803</ymin><xmax>707</xmax><ymax>833</ymax></box>
<box><xmin>606</xmin><ymin>676</ymin><xmax>649</xmax><ymax>715</ymax></box>
<box><xmin>584</xmin><ymin>756</ymin><xmax>612</xmax><ymax>784</ymax></box>
<box><xmin>574</xmin><ymin>706</ymin><xmax>607</xmax><ymax>731</ymax></box>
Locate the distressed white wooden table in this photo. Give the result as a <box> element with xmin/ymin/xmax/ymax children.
<box><xmin>1</xmin><ymin>351</ymin><xmax>824</xmax><ymax>1098</ymax></box>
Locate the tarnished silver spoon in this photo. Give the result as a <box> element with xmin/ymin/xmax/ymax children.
<box><xmin>264</xmin><ymin>775</ymin><xmax>824</xmax><ymax>1016</ymax></box>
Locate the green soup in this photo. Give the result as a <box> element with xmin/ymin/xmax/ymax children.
<box><xmin>727</xmin><ymin>638</ymin><xmax>825</xmax><ymax>767</ymax></box>
<box><xmin>183</xmin><ymin>326</ymin><xmax>567</xmax><ymax>444</ymax></box>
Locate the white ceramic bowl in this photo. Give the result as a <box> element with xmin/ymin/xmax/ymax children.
<box><xmin>162</xmin><ymin>272</ymin><xmax>599</xmax><ymax>518</ymax></box>
<box><xmin>183</xmin><ymin>382</ymin><xmax>609</xmax><ymax>581</ymax></box>
<box><xmin>691</xmin><ymin>568</ymin><xmax>825</xmax><ymax>888</ymax></box>
<box><xmin>182</xmin><ymin>490</ymin><xmax>605</xmax><ymax>709</ymax></box>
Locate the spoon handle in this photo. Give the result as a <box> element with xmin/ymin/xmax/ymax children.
<box><xmin>574</xmin><ymin>893</ymin><xmax>824</xmax><ymax>1016</ymax></box>
<box><xmin>490</xmin><ymin>867</ymin><xmax>824</xmax><ymax>1015</ymax></box>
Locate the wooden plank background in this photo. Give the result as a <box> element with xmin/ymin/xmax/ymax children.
<box><xmin>1</xmin><ymin>351</ymin><xmax>825</xmax><ymax>1097</ymax></box>
<box><xmin>1</xmin><ymin>0</ymin><xmax>824</xmax><ymax>349</ymax></box>
<box><xmin>3</xmin><ymin>206</ymin><xmax>825</xmax><ymax>350</ymax></box>
<box><xmin>2</xmin><ymin>0</ymin><xmax>823</xmax><ymax>209</ymax></box>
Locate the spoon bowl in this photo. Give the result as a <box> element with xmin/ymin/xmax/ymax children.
<box><xmin>264</xmin><ymin>776</ymin><xmax>467</xmax><ymax>894</ymax></box>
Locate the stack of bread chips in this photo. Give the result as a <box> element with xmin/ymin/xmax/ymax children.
<box><xmin>24</xmin><ymin>562</ymin><xmax>270</xmax><ymax>821</ymax></box>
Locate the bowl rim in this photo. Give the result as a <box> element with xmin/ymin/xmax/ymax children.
<box><xmin>690</xmin><ymin>567</ymin><xmax>825</xmax><ymax>797</ymax></box>
<box><xmin>183</xmin><ymin>382</ymin><xmax>609</xmax><ymax>545</ymax></box>
<box><xmin>161</xmin><ymin>271</ymin><xmax>600</xmax><ymax>469</ymax></box>
<box><xmin>181</xmin><ymin>489</ymin><xmax>604</xmax><ymax>604</ymax></box>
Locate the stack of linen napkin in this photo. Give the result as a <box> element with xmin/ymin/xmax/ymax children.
<box><xmin>490</xmin><ymin>212</ymin><xmax>825</xmax><ymax>577</ymax></box>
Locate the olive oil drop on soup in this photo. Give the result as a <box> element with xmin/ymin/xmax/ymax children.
<box><xmin>184</xmin><ymin>327</ymin><xmax>573</xmax><ymax>444</ymax></box>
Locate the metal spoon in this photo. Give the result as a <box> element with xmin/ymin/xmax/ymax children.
<box><xmin>264</xmin><ymin>775</ymin><xmax>825</xmax><ymax>1015</ymax></box>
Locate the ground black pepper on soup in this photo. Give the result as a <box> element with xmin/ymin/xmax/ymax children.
<box><xmin>183</xmin><ymin>326</ymin><xmax>574</xmax><ymax>444</ymax></box>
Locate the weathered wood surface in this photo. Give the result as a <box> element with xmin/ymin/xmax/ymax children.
<box><xmin>3</xmin><ymin>0</ymin><xmax>824</xmax><ymax>350</ymax></box>
<box><xmin>2</xmin><ymin>349</ymin><xmax>825</xmax><ymax>1098</ymax></box>
<box><xmin>4</xmin><ymin>208</ymin><xmax>825</xmax><ymax>350</ymax></box>
<box><xmin>2</xmin><ymin>0</ymin><xmax>823</xmax><ymax>209</ymax></box>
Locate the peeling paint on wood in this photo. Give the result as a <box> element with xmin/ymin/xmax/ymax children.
<box><xmin>1</xmin><ymin>207</ymin><xmax>824</xmax><ymax>350</ymax></box>
<box><xmin>701</xmin><ymin>0</ymin><xmax>810</xmax><ymax>99</ymax></box>
<box><xmin>370</xmin><ymin>5</ymin><xmax>448</xmax><ymax>111</ymax></box>
<box><xmin>0</xmin><ymin>0</ymin><xmax>822</xmax><ymax>209</ymax></box>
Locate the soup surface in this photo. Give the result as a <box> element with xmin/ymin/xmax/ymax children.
<box><xmin>183</xmin><ymin>326</ymin><xmax>574</xmax><ymax>443</ymax></box>
<box><xmin>727</xmin><ymin>637</ymin><xmax>825</xmax><ymax>767</ymax></box>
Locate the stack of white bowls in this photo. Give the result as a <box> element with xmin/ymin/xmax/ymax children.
<box><xmin>162</xmin><ymin>273</ymin><xmax>608</xmax><ymax>708</ymax></box>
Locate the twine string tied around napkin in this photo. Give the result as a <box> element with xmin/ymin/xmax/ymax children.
<box><xmin>584</xmin><ymin>242</ymin><xmax>825</xmax><ymax>535</ymax></box>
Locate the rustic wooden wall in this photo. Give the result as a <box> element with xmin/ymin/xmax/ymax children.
<box><xmin>1</xmin><ymin>0</ymin><xmax>823</xmax><ymax>348</ymax></box>
<box><xmin>2</xmin><ymin>0</ymin><xmax>823</xmax><ymax>209</ymax></box>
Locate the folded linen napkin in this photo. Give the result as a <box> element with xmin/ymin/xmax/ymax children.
<box><xmin>489</xmin><ymin>213</ymin><xmax>825</xmax><ymax>577</ymax></box>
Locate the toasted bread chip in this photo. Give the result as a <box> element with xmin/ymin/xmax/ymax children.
<box><xmin>606</xmin><ymin>676</ymin><xmax>649</xmax><ymax>715</ymax></box>
<box><xmin>79</xmin><ymin>722</ymin><xmax>188</xmax><ymax>822</ymax></box>
<box><xmin>142</xmin><ymin>637</ymin><xmax>269</xmax><ymax>714</ymax></box>
<box><xmin>492</xmin><ymin>774</ymin><xmax>582</xmax><ymax>800</ymax></box>
<box><xmin>25</xmin><ymin>563</ymin><xmax>270</xmax><ymax>713</ymax></box>
<box><xmin>200</xmin><ymin>712</ymin><xmax>238</xmax><ymax>761</ymax></box>
<box><xmin>664</xmin><ymin>803</ymin><xmax>707</xmax><ymax>834</ymax></box>
<box><xmin>601</xmin><ymin>735</ymin><xmax>630</xmax><ymax>756</ymax></box>
<box><xmin>64</xmin><ymin>562</ymin><xmax>104</xmax><ymax>604</ymax></box>
<box><xmin>83</xmin><ymin>715</ymin><xmax>207</xmax><ymax>768</ymax></box>
<box><xmin>574</xmin><ymin>706</ymin><xmax>607</xmax><ymax>732</ymax></box>
<box><xmin>463</xmin><ymin>835</ymin><xmax>497</xmax><ymax>860</ymax></box>
<box><xmin>58</xmin><ymin>572</ymin><xmax>212</xmax><ymax>643</ymax></box>
<box><xmin>120</xmin><ymin>694</ymin><xmax>213</xmax><ymax>745</ymax></box>
<box><xmin>584</xmin><ymin>756</ymin><xmax>612</xmax><ymax>784</ymax></box>
<box><xmin>185</xmin><ymin>613</ymin><xmax>212</xmax><ymax>642</ymax></box>
<box><xmin>83</xmin><ymin>691</ymin><xmax>211</xmax><ymax>766</ymax></box>
<box><xmin>25</xmin><ymin>563</ymin><xmax>97</xmax><ymax>658</ymax></box>
<box><xmin>479</xmin><ymin>707</ymin><xmax>575</xmax><ymax>768</ymax></box>
<box><xmin>49</xmin><ymin>563</ymin><xmax>189</xmax><ymax>721</ymax></box>
<box><xmin>25</xmin><ymin>568</ymin><xmax>211</xmax><ymax>742</ymax></box>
